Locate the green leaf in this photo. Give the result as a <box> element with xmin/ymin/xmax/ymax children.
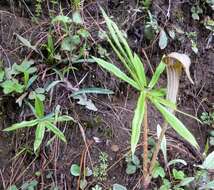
<box><xmin>26</xmin><ymin>75</ymin><xmax>37</xmax><ymax>89</ymax></box>
<box><xmin>71</xmin><ymin>88</ymin><xmax>114</xmax><ymax>97</ymax></box>
<box><xmin>131</xmin><ymin>91</ymin><xmax>146</xmax><ymax>154</ymax></box>
<box><xmin>113</xmin><ymin>184</ymin><xmax>127</xmax><ymax>190</ymax></box>
<box><xmin>7</xmin><ymin>185</ymin><xmax>18</xmax><ymax>190</ymax></box>
<box><xmin>45</xmin><ymin>121</ymin><xmax>66</xmax><ymax>143</ymax></box>
<box><xmin>15</xmin><ymin>34</ymin><xmax>37</xmax><ymax>52</ymax></box>
<box><xmin>0</xmin><ymin>68</ymin><xmax>5</xmax><ymax>82</ymax></box>
<box><xmin>175</xmin><ymin>177</ymin><xmax>195</xmax><ymax>188</ymax></box>
<box><xmin>1</xmin><ymin>79</ymin><xmax>24</xmax><ymax>94</ymax></box>
<box><xmin>3</xmin><ymin>119</ymin><xmax>38</xmax><ymax>131</ymax></box>
<box><xmin>172</xmin><ymin>169</ymin><xmax>185</xmax><ymax>180</ymax></box>
<box><xmin>148</xmin><ymin>60</ymin><xmax>166</xmax><ymax>88</ymax></box>
<box><xmin>34</xmin><ymin>122</ymin><xmax>46</xmax><ymax>152</ymax></box>
<box><xmin>126</xmin><ymin>163</ymin><xmax>137</xmax><ymax>174</ymax></box>
<box><xmin>61</xmin><ymin>35</ymin><xmax>80</xmax><ymax>52</ymax></box>
<box><xmin>92</xmin><ymin>57</ymin><xmax>140</xmax><ymax>90</ymax></box>
<box><xmin>153</xmin><ymin>101</ymin><xmax>199</xmax><ymax>149</ymax></box>
<box><xmin>202</xmin><ymin>151</ymin><xmax>214</xmax><ymax>170</ymax></box>
<box><xmin>70</xmin><ymin>164</ymin><xmax>80</xmax><ymax>176</ymax></box>
<box><xmin>55</xmin><ymin>115</ymin><xmax>74</xmax><ymax>122</ymax></box>
<box><xmin>35</xmin><ymin>96</ymin><xmax>44</xmax><ymax>118</ymax></box>
<box><xmin>199</xmin><ymin>180</ymin><xmax>214</xmax><ymax>190</ymax></box>
<box><xmin>46</xmin><ymin>80</ymin><xmax>62</xmax><ymax>92</ymax></box>
<box><xmin>152</xmin><ymin>163</ymin><xmax>165</xmax><ymax>178</ymax></box>
<box><xmin>133</xmin><ymin>53</ymin><xmax>147</xmax><ymax>87</ymax></box>
<box><xmin>52</xmin><ymin>15</ymin><xmax>72</xmax><ymax>24</ymax></box>
<box><xmin>159</xmin><ymin>29</ymin><xmax>168</xmax><ymax>49</ymax></box>
<box><xmin>72</xmin><ymin>11</ymin><xmax>83</xmax><ymax>24</ymax></box>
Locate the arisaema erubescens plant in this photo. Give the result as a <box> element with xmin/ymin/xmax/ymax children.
<box><xmin>93</xmin><ymin>8</ymin><xmax>199</xmax><ymax>188</ymax></box>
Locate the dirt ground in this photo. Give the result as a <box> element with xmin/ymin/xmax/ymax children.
<box><xmin>0</xmin><ymin>0</ymin><xmax>214</xmax><ymax>189</ymax></box>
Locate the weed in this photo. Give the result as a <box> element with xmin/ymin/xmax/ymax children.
<box><xmin>201</xmin><ymin>111</ymin><xmax>214</xmax><ymax>125</ymax></box>
<box><xmin>125</xmin><ymin>154</ymin><xmax>141</xmax><ymax>175</ymax></box>
<box><xmin>3</xmin><ymin>97</ymin><xmax>74</xmax><ymax>153</ymax></box>
<box><xmin>93</xmin><ymin>152</ymin><xmax>109</xmax><ymax>181</ymax></box>
<box><xmin>35</xmin><ymin>0</ymin><xmax>42</xmax><ymax>17</ymax></box>
<box><xmin>191</xmin><ymin>5</ymin><xmax>203</xmax><ymax>20</ymax></box>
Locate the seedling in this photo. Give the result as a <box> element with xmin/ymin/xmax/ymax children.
<box><xmin>93</xmin><ymin>8</ymin><xmax>198</xmax><ymax>188</ymax></box>
<box><xmin>3</xmin><ymin>97</ymin><xmax>74</xmax><ymax>153</ymax></box>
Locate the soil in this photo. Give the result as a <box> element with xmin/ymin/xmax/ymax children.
<box><xmin>0</xmin><ymin>0</ymin><xmax>214</xmax><ymax>189</ymax></box>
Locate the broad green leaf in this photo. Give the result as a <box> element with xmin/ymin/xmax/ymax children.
<box><xmin>70</xmin><ymin>164</ymin><xmax>81</xmax><ymax>176</ymax></box>
<box><xmin>148</xmin><ymin>60</ymin><xmax>166</xmax><ymax>88</ymax></box>
<box><xmin>153</xmin><ymin>101</ymin><xmax>199</xmax><ymax>149</ymax></box>
<box><xmin>71</xmin><ymin>88</ymin><xmax>114</xmax><ymax>97</ymax></box>
<box><xmin>3</xmin><ymin>119</ymin><xmax>38</xmax><ymax>131</ymax></box>
<box><xmin>202</xmin><ymin>151</ymin><xmax>214</xmax><ymax>170</ymax></box>
<box><xmin>1</xmin><ymin>79</ymin><xmax>24</xmax><ymax>94</ymax></box>
<box><xmin>34</xmin><ymin>122</ymin><xmax>46</xmax><ymax>152</ymax></box>
<box><xmin>131</xmin><ymin>91</ymin><xmax>146</xmax><ymax>154</ymax></box>
<box><xmin>61</xmin><ymin>35</ymin><xmax>80</xmax><ymax>52</ymax></box>
<box><xmin>92</xmin><ymin>57</ymin><xmax>140</xmax><ymax>90</ymax></box>
<box><xmin>45</xmin><ymin>121</ymin><xmax>66</xmax><ymax>143</ymax></box>
<box><xmin>172</xmin><ymin>169</ymin><xmax>185</xmax><ymax>180</ymax></box>
<box><xmin>133</xmin><ymin>53</ymin><xmax>147</xmax><ymax>87</ymax></box>
<box><xmin>159</xmin><ymin>29</ymin><xmax>168</xmax><ymax>49</ymax></box>
<box><xmin>15</xmin><ymin>34</ymin><xmax>37</xmax><ymax>52</ymax></box>
<box><xmin>35</xmin><ymin>96</ymin><xmax>44</xmax><ymax>118</ymax></box>
<box><xmin>152</xmin><ymin>164</ymin><xmax>165</xmax><ymax>178</ymax></box>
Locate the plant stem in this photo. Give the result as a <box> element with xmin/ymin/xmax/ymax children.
<box><xmin>144</xmin><ymin>121</ymin><xmax>168</xmax><ymax>187</ymax></box>
<box><xmin>143</xmin><ymin>102</ymin><xmax>148</xmax><ymax>186</ymax></box>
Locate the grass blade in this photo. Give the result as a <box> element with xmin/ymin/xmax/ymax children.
<box><xmin>92</xmin><ymin>56</ymin><xmax>140</xmax><ymax>90</ymax></box>
<box><xmin>131</xmin><ymin>91</ymin><xmax>146</xmax><ymax>154</ymax></box>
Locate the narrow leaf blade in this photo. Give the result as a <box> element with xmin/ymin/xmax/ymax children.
<box><xmin>153</xmin><ymin>101</ymin><xmax>199</xmax><ymax>149</ymax></box>
<box><xmin>148</xmin><ymin>60</ymin><xmax>166</xmax><ymax>88</ymax></box>
<box><xmin>131</xmin><ymin>92</ymin><xmax>146</xmax><ymax>154</ymax></box>
<box><xmin>92</xmin><ymin>56</ymin><xmax>140</xmax><ymax>90</ymax></box>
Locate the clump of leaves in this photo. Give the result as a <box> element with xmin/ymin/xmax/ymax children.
<box><xmin>0</xmin><ymin>59</ymin><xmax>37</xmax><ymax>95</ymax></box>
<box><xmin>93</xmin><ymin>152</ymin><xmax>109</xmax><ymax>181</ymax></box>
<box><xmin>201</xmin><ymin>111</ymin><xmax>214</xmax><ymax>125</ymax></box>
<box><xmin>191</xmin><ymin>5</ymin><xmax>203</xmax><ymax>20</ymax></box>
<box><xmin>125</xmin><ymin>154</ymin><xmax>141</xmax><ymax>175</ymax></box>
<box><xmin>3</xmin><ymin>97</ymin><xmax>73</xmax><ymax>153</ymax></box>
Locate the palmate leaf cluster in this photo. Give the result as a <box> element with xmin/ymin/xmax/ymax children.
<box><xmin>93</xmin><ymin>8</ymin><xmax>198</xmax><ymax>154</ymax></box>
